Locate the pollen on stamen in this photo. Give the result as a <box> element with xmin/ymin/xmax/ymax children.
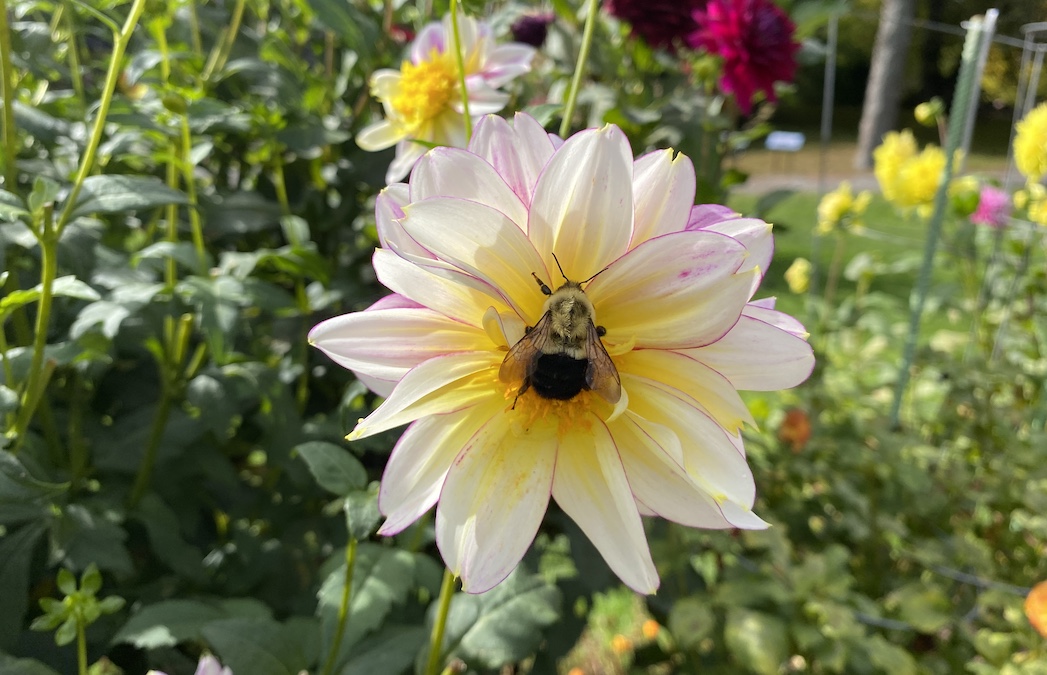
<box><xmin>504</xmin><ymin>387</ymin><xmax>596</xmax><ymax>437</ymax></box>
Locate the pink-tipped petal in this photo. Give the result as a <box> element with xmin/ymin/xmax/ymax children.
<box><xmin>586</xmin><ymin>230</ymin><xmax>754</xmax><ymax>349</ymax></box>
<box><xmin>410</xmin><ymin>147</ymin><xmax>528</xmax><ymax>228</ymax></box>
<box><xmin>689</xmin><ymin>313</ymin><xmax>814</xmax><ymax>391</ymax></box>
<box><xmin>470</xmin><ymin>113</ymin><xmax>556</xmax><ymax>207</ymax></box>
<box><xmin>630</xmin><ymin>149</ymin><xmax>697</xmax><ymax>246</ymax></box>
<box><xmin>685</xmin><ymin>204</ymin><xmax>741</xmax><ymax>230</ymax></box>
<box><xmin>529</xmin><ymin>125</ymin><xmax>634</xmax><ymax>282</ymax></box>
<box><xmin>411</xmin><ymin>22</ymin><xmax>446</xmax><ymax>62</ymax></box>
<box><xmin>552</xmin><ymin>420</ymin><xmax>659</xmax><ymax>595</ymax></box>
<box><xmin>437</xmin><ymin>416</ymin><xmax>556</xmax><ymax>593</ymax></box>
<box><xmin>482</xmin><ymin>44</ymin><xmax>536</xmax><ymax>87</ymax></box>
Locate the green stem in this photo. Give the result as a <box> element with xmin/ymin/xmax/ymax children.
<box><xmin>61</xmin><ymin>1</ymin><xmax>86</xmax><ymax>113</ymax></box>
<box><xmin>8</xmin><ymin>215</ymin><xmax>58</xmax><ymax>452</ymax></box>
<box><xmin>186</xmin><ymin>0</ymin><xmax>203</xmax><ymax>58</ymax></box>
<box><xmin>202</xmin><ymin>0</ymin><xmax>246</xmax><ymax>82</ymax></box>
<box><xmin>558</xmin><ymin>0</ymin><xmax>600</xmax><ymax>138</ymax></box>
<box><xmin>319</xmin><ymin>538</ymin><xmax>359</xmax><ymax>675</ymax></box>
<box><xmin>77</xmin><ymin>621</ymin><xmax>87</xmax><ymax>675</ymax></box>
<box><xmin>54</xmin><ymin>0</ymin><xmax>148</xmax><ymax>236</ymax></box>
<box><xmin>177</xmin><ymin>115</ymin><xmax>206</xmax><ymax>274</ymax></box>
<box><xmin>0</xmin><ymin>0</ymin><xmax>20</xmax><ymax>190</ymax></box>
<box><xmin>425</xmin><ymin>569</ymin><xmax>457</xmax><ymax>675</ymax></box>
<box><xmin>449</xmin><ymin>0</ymin><xmax>472</xmax><ymax>144</ymax></box>
<box><xmin>821</xmin><ymin>232</ymin><xmax>847</xmax><ymax>318</ymax></box>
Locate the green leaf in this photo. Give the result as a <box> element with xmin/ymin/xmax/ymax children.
<box><xmin>97</xmin><ymin>596</ymin><xmax>126</xmax><ymax>615</ymax></box>
<box><xmin>67</xmin><ymin>175</ymin><xmax>189</xmax><ymax>220</ymax></box>
<box><xmin>0</xmin><ymin>523</ymin><xmax>46</xmax><ymax>650</ymax></box>
<box><xmin>56</xmin><ymin>568</ymin><xmax>77</xmax><ymax>595</ymax></box>
<box><xmin>864</xmin><ymin>634</ymin><xmax>918</xmax><ymax>675</ymax></box>
<box><xmin>0</xmin><ymin>189</ymin><xmax>29</xmax><ymax>222</ymax></box>
<box><xmin>134</xmin><ymin>241</ymin><xmax>213</xmax><ymax>272</ymax></box>
<box><xmin>667</xmin><ymin>597</ymin><xmax>715</xmax><ymax>650</ymax></box>
<box><xmin>338</xmin><ymin>625</ymin><xmax>426</xmax><ymax>675</ymax></box>
<box><xmin>280</xmin><ymin>215</ymin><xmax>310</xmax><ymax>247</ymax></box>
<box><xmin>724</xmin><ymin>608</ymin><xmax>789</xmax><ymax>675</ymax></box>
<box><xmin>112</xmin><ymin>599</ymin><xmax>226</xmax><ymax>649</ymax></box>
<box><xmin>80</xmin><ymin>564</ymin><xmax>101</xmax><ymax>595</ymax></box>
<box><xmin>885</xmin><ymin>582</ymin><xmax>953</xmax><ymax>633</ymax></box>
<box><xmin>294</xmin><ymin>441</ymin><xmax>366</xmax><ymax>496</ymax></box>
<box><xmin>201</xmin><ymin>618</ymin><xmax>309</xmax><ymax>675</ymax></box>
<box><xmin>0</xmin><ymin>276</ymin><xmax>100</xmax><ymax>324</ymax></box>
<box><xmin>0</xmin><ymin>653</ymin><xmax>62</xmax><ymax>675</ymax></box>
<box><xmin>130</xmin><ymin>494</ymin><xmax>207</xmax><ymax>583</ymax></box>
<box><xmin>344</xmin><ymin>483</ymin><xmax>381</xmax><ymax>540</ymax></box>
<box><xmin>50</xmin><ymin>504</ymin><xmax>133</xmax><ymax>576</ymax></box>
<box><xmin>305</xmin><ymin>0</ymin><xmax>378</xmax><ymax>51</ymax></box>
<box><xmin>316</xmin><ymin>544</ymin><xmax>417</xmax><ymax>664</ymax></box>
<box><xmin>54</xmin><ymin>617</ymin><xmax>77</xmax><ymax>646</ymax></box>
<box><xmin>0</xmin><ymin>452</ymin><xmax>68</xmax><ymax>526</ymax></box>
<box><xmin>442</xmin><ymin>567</ymin><xmax>562</xmax><ymax>669</ymax></box>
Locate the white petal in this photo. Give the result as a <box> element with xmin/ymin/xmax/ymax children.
<box><xmin>376</xmin><ymin>184</ymin><xmax>427</xmax><ymax>257</ymax></box>
<box><xmin>687</xmin><ymin>314</ymin><xmax>814</xmax><ymax>391</ymax></box>
<box><xmin>387</xmin><ymin>140</ymin><xmax>429</xmax><ymax>183</ymax></box>
<box><xmin>630</xmin><ymin>149</ymin><xmax>697</xmax><ymax>247</ymax></box>
<box><xmin>348</xmin><ymin>351</ymin><xmax>498</xmax><ymax>440</ymax></box>
<box><xmin>482</xmin><ymin>44</ymin><xmax>535</xmax><ymax>87</ymax></box>
<box><xmin>308</xmin><ymin>307</ymin><xmax>486</xmax><ymax>385</ymax></box>
<box><xmin>409</xmin><ymin>147</ymin><xmax>528</xmax><ymax>228</ymax></box>
<box><xmin>624</xmin><ymin>375</ymin><xmax>756</xmax><ymax>508</ymax></box>
<box><xmin>586</xmin><ymin>230</ymin><xmax>754</xmax><ymax>349</ymax></box>
<box><xmin>701</xmin><ymin>217</ymin><xmax>774</xmax><ymax>292</ymax></box>
<box><xmin>459</xmin><ymin>78</ymin><xmax>509</xmax><ymax>115</ymax></box>
<box><xmin>378</xmin><ymin>399</ymin><xmax>502</xmax><ymax>535</ymax></box>
<box><xmin>399</xmin><ymin>197</ymin><xmax>547</xmax><ymax>321</ymax></box>
<box><xmin>373</xmin><ymin>248</ymin><xmax>509</xmax><ymax>327</ymax></box>
<box><xmin>357</xmin><ymin>119</ymin><xmax>404</xmax><ymax>152</ymax></box>
<box><xmin>436</xmin><ymin>415</ymin><xmax>556</xmax><ymax>593</ymax></box>
<box><xmin>552</xmin><ymin>420</ymin><xmax>659</xmax><ymax>594</ymax></box>
<box><xmin>411</xmin><ymin>22</ymin><xmax>446</xmax><ymax>62</ymax></box>
<box><xmin>612</xmin><ymin>414</ymin><xmax>736</xmax><ymax>529</ymax></box>
<box><xmin>743</xmin><ymin>303</ymin><xmax>808</xmax><ymax>338</ymax></box>
<box><xmin>370</xmin><ymin>69</ymin><xmax>402</xmax><ymax>99</ymax></box>
<box><xmin>617</xmin><ymin>349</ymin><xmax>754</xmax><ymax>433</ymax></box>
<box><xmin>528</xmin><ymin>125</ymin><xmax>634</xmax><ymax>282</ymax></box>
<box><xmin>469</xmin><ymin>113</ymin><xmax>555</xmax><ymax>207</ymax></box>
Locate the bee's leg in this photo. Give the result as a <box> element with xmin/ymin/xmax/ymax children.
<box><xmin>511</xmin><ymin>379</ymin><xmax>531</xmax><ymax>409</ymax></box>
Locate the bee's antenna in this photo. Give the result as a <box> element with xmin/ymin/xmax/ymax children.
<box><xmin>581</xmin><ymin>265</ymin><xmax>610</xmax><ymax>285</ymax></box>
<box><xmin>550</xmin><ymin>252</ymin><xmax>567</xmax><ymax>281</ymax></box>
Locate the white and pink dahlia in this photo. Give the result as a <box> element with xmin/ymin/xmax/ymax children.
<box><xmin>356</xmin><ymin>14</ymin><xmax>535</xmax><ymax>183</ymax></box>
<box><xmin>312</xmin><ymin>113</ymin><xmax>814</xmax><ymax>594</ymax></box>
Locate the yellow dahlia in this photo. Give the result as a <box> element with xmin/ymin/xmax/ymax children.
<box><xmin>357</xmin><ymin>14</ymin><xmax>535</xmax><ymax>183</ymax></box>
<box><xmin>311</xmin><ymin>114</ymin><xmax>814</xmax><ymax>593</ymax></box>
<box><xmin>1014</xmin><ymin>102</ymin><xmax>1047</xmax><ymax>183</ymax></box>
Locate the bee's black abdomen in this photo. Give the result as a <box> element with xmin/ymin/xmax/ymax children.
<box><xmin>529</xmin><ymin>353</ymin><xmax>589</xmax><ymax>400</ymax></box>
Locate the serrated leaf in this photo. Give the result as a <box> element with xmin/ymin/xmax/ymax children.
<box><xmin>0</xmin><ymin>523</ymin><xmax>46</xmax><ymax>650</ymax></box>
<box><xmin>338</xmin><ymin>624</ymin><xmax>426</xmax><ymax>675</ymax></box>
<box><xmin>724</xmin><ymin>608</ymin><xmax>789</xmax><ymax>675</ymax></box>
<box><xmin>316</xmin><ymin>544</ymin><xmax>417</xmax><ymax>667</ymax></box>
<box><xmin>442</xmin><ymin>567</ymin><xmax>562</xmax><ymax>670</ymax></box>
<box><xmin>112</xmin><ymin>599</ymin><xmax>226</xmax><ymax>648</ymax></box>
<box><xmin>67</xmin><ymin>175</ymin><xmax>189</xmax><ymax>220</ymax></box>
<box><xmin>295</xmin><ymin>441</ymin><xmax>366</xmax><ymax>496</ymax></box>
<box><xmin>201</xmin><ymin>618</ymin><xmax>308</xmax><ymax>675</ymax></box>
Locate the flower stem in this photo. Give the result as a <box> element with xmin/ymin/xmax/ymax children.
<box><xmin>202</xmin><ymin>0</ymin><xmax>246</xmax><ymax>82</ymax></box>
<box><xmin>61</xmin><ymin>1</ymin><xmax>86</xmax><ymax>113</ymax></box>
<box><xmin>559</xmin><ymin>0</ymin><xmax>600</xmax><ymax>138</ymax></box>
<box><xmin>821</xmin><ymin>232</ymin><xmax>847</xmax><ymax>317</ymax></box>
<box><xmin>425</xmin><ymin>568</ymin><xmax>457</xmax><ymax>675</ymax></box>
<box><xmin>0</xmin><ymin>0</ymin><xmax>20</xmax><ymax>190</ymax></box>
<box><xmin>449</xmin><ymin>0</ymin><xmax>471</xmax><ymax>144</ymax></box>
<box><xmin>76</xmin><ymin>621</ymin><xmax>87</xmax><ymax>675</ymax></box>
<box><xmin>177</xmin><ymin>115</ymin><xmax>206</xmax><ymax>275</ymax></box>
<box><xmin>319</xmin><ymin>538</ymin><xmax>358</xmax><ymax>675</ymax></box>
<box><xmin>54</xmin><ymin>0</ymin><xmax>147</xmax><ymax>237</ymax></box>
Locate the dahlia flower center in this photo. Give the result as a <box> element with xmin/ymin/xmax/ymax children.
<box><xmin>504</xmin><ymin>387</ymin><xmax>597</xmax><ymax>439</ymax></box>
<box><xmin>392</xmin><ymin>52</ymin><xmax>457</xmax><ymax>128</ymax></box>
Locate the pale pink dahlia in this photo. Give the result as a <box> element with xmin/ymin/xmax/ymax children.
<box><xmin>311</xmin><ymin>113</ymin><xmax>814</xmax><ymax>594</ymax></box>
<box><xmin>688</xmin><ymin>0</ymin><xmax>799</xmax><ymax>114</ymax></box>
<box><xmin>357</xmin><ymin>14</ymin><xmax>535</xmax><ymax>183</ymax></box>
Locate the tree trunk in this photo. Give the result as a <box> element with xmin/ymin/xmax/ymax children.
<box><xmin>854</xmin><ymin>0</ymin><xmax>917</xmax><ymax>169</ymax></box>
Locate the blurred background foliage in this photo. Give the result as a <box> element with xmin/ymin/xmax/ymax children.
<box><xmin>0</xmin><ymin>0</ymin><xmax>1045</xmax><ymax>674</ymax></box>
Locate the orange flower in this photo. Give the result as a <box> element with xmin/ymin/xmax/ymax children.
<box><xmin>641</xmin><ymin>619</ymin><xmax>661</xmax><ymax>640</ymax></box>
<box><xmin>611</xmin><ymin>634</ymin><xmax>634</xmax><ymax>654</ymax></box>
<box><xmin>778</xmin><ymin>408</ymin><xmax>811</xmax><ymax>452</ymax></box>
<box><xmin>1026</xmin><ymin>579</ymin><xmax>1047</xmax><ymax>637</ymax></box>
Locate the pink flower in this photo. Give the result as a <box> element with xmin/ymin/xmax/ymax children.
<box><xmin>687</xmin><ymin>0</ymin><xmax>799</xmax><ymax>114</ymax></box>
<box><xmin>970</xmin><ymin>185</ymin><xmax>1011</xmax><ymax>228</ymax></box>
<box><xmin>311</xmin><ymin>114</ymin><xmax>813</xmax><ymax>594</ymax></box>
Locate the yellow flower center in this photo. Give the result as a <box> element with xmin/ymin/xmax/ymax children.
<box><xmin>391</xmin><ymin>53</ymin><xmax>457</xmax><ymax>129</ymax></box>
<box><xmin>503</xmin><ymin>387</ymin><xmax>598</xmax><ymax>440</ymax></box>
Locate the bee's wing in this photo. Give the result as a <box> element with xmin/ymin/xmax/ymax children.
<box><xmin>585</xmin><ymin>321</ymin><xmax>622</xmax><ymax>404</ymax></box>
<box><xmin>499</xmin><ymin>312</ymin><xmax>553</xmax><ymax>386</ymax></box>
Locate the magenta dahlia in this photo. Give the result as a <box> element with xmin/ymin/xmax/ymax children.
<box><xmin>606</xmin><ymin>0</ymin><xmax>707</xmax><ymax>51</ymax></box>
<box><xmin>688</xmin><ymin>0</ymin><xmax>799</xmax><ymax>114</ymax></box>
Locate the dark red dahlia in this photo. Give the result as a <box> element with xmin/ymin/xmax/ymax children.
<box><xmin>687</xmin><ymin>0</ymin><xmax>799</xmax><ymax>114</ymax></box>
<box><xmin>606</xmin><ymin>0</ymin><xmax>707</xmax><ymax>51</ymax></box>
<box><xmin>511</xmin><ymin>12</ymin><xmax>555</xmax><ymax>48</ymax></box>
